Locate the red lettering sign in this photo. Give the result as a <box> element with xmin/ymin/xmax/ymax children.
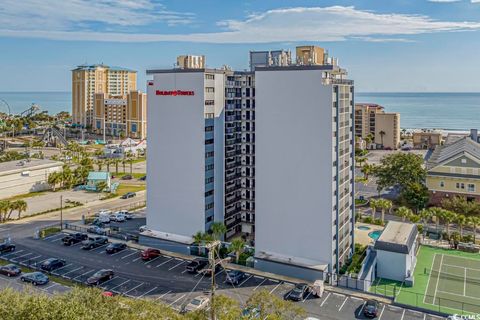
<box><xmin>156</xmin><ymin>90</ymin><xmax>195</xmax><ymax>96</ymax></box>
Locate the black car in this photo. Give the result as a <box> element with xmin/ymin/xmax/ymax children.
<box><xmin>185</xmin><ymin>259</ymin><xmax>208</xmax><ymax>273</ymax></box>
<box><xmin>286</xmin><ymin>283</ymin><xmax>309</xmax><ymax>301</ymax></box>
<box><xmin>0</xmin><ymin>243</ymin><xmax>15</xmax><ymax>254</ymax></box>
<box><xmin>86</xmin><ymin>269</ymin><xmax>114</xmax><ymax>286</ymax></box>
<box><xmin>105</xmin><ymin>243</ymin><xmax>127</xmax><ymax>254</ymax></box>
<box><xmin>363</xmin><ymin>300</ymin><xmax>379</xmax><ymax>318</ymax></box>
<box><xmin>40</xmin><ymin>258</ymin><xmax>66</xmax><ymax>272</ymax></box>
<box><xmin>0</xmin><ymin>264</ymin><xmax>21</xmax><ymax>277</ymax></box>
<box><xmin>20</xmin><ymin>272</ymin><xmax>49</xmax><ymax>286</ymax></box>
<box><xmin>121</xmin><ymin>175</ymin><xmax>132</xmax><ymax>180</ymax></box>
<box><xmin>139</xmin><ymin>175</ymin><xmax>146</xmax><ymax>181</ymax></box>
<box><xmin>225</xmin><ymin>270</ymin><xmax>246</xmax><ymax>285</ymax></box>
<box><xmin>62</xmin><ymin>233</ymin><xmax>88</xmax><ymax>246</ymax></box>
<box><xmin>120</xmin><ymin>192</ymin><xmax>136</xmax><ymax>199</ymax></box>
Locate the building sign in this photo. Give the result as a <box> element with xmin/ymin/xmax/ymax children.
<box><xmin>156</xmin><ymin>90</ymin><xmax>194</xmax><ymax>96</ymax></box>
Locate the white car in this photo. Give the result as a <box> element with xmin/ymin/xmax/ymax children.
<box><xmin>139</xmin><ymin>225</ymin><xmax>149</xmax><ymax>232</ymax></box>
<box><xmin>116</xmin><ymin>210</ymin><xmax>133</xmax><ymax>220</ymax></box>
<box><xmin>183</xmin><ymin>295</ymin><xmax>209</xmax><ymax>313</ymax></box>
<box><xmin>110</xmin><ymin>213</ymin><xmax>126</xmax><ymax>222</ymax></box>
<box><xmin>97</xmin><ymin>214</ymin><xmax>111</xmax><ymax>224</ymax></box>
<box><xmin>96</xmin><ymin>209</ymin><xmax>112</xmax><ymax>216</ymax></box>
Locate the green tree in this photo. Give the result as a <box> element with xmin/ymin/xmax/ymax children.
<box><xmin>419</xmin><ymin>208</ymin><xmax>433</xmax><ymax>234</ymax></box>
<box><xmin>442</xmin><ymin>210</ymin><xmax>457</xmax><ymax>238</ymax></box>
<box><xmin>468</xmin><ymin>216</ymin><xmax>480</xmax><ymax>244</ymax></box>
<box><xmin>455</xmin><ymin>214</ymin><xmax>467</xmax><ymax>237</ymax></box>
<box><xmin>229</xmin><ymin>238</ymin><xmax>246</xmax><ymax>264</ymax></box>
<box><xmin>246</xmin><ymin>289</ymin><xmax>306</xmax><ymax>320</ymax></box>
<box><xmin>378</xmin><ymin>199</ymin><xmax>392</xmax><ymax>223</ymax></box>
<box><xmin>96</xmin><ymin>181</ymin><xmax>108</xmax><ymax>193</ymax></box>
<box><xmin>369</xmin><ymin>198</ymin><xmax>379</xmax><ymax>221</ymax></box>
<box><xmin>396</xmin><ymin>206</ymin><xmax>413</xmax><ymax>222</ymax></box>
<box><xmin>379</xmin><ymin>130</ymin><xmax>386</xmax><ymax>147</ymax></box>
<box><xmin>361</xmin><ymin>163</ymin><xmax>375</xmax><ymax>180</ymax></box>
<box><xmin>400</xmin><ymin>182</ymin><xmax>430</xmax><ymax>213</ymax></box>
<box><xmin>210</xmin><ymin>222</ymin><xmax>227</xmax><ymax>241</ymax></box>
<box><xmin>47</xmin><ymin>171</ymin><xmax>62</xmax><ymax>191</ymax></box>
<box><xmin>0</xmin><ymin>201</ymin><xmax>10</xmax><ymax>223</ymax></box>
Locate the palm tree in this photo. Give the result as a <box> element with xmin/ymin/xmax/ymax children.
<box><xmin>96</xmin><ymin>159</ymin><xmax>105</xmax><ymax>171</ymax></box>
<box><xmin>47</xmin><ymin>171</ymin><xmax>62</xmax><ymax>191</ymax></box>
<box><xmin>396</xmin><ymin>206</ymin><xmax>413</xmax><ymax>222</ymax></box>
<box><xmin>468</xmin><ymin>216</ymin><xmax>480</xmax><ymax>244</ymax></box>
<box><xmin>105</xmin><ymin>159</ymin><xmax>112</xmax><ymax>173</ymax></box>
<box><xmin>419</xmin><ymin>208</ymin><xmax>433</xmax><ymax>234</ymax></box>
<box><xmin>112</xmin><ymin>158</ymin><xmax>120</xmax><ymax>174</ymax></box>
<box><xmin>210</xmin><ymin>222</ymin><xmax>227</xmax><ymax>241</ymax></box>
<box><xmin>13</xmin><ymin>200</ymin><xmax>27</xmax><ymax>219</ymax></box>
<box><xmin>409</xmin><ymin>214</ymin><xmax>421</xmax><ymax>224</ymax></box>
<box><xmin>456</xmin><ymin>214</ymin><xmax>467</xmax><ymax>238</ymax></box>
<box><xmin>369</xmin><ymin>199</ymin><xmax>378</xmax><ymax>221</ymax></box>
<box><xmin>0</xmin><ymin>201</ymin><xmax>10</xmax><ymax>222</ymax></box>
<box><xmin>442</xmin><ymin>210</ymin><xmax>457</xmax><ymax>238</ymax></box>
<box><xmin>379</xmin><ymin>130</ymin><xmax>386</xmax><ymax>148</ymax></box>
<box><xmin>60</xmin><ymin>165</ymin><xmax>74</xmax><ymax>189</ymax></box>
<box><xmin>379</xmin><ymin>199</ymin><xmax>392</xmax><ymax>223</ymax></box>
<box><xmin>361</xmin><ymin>163</ymin><xmax>375</xmax><ymax>180</ymax></box>
<box><xmin>96</xmin><ymin>181</ymin><xmax>108</xmax><ymax>193</ymax></box>
<box><xmin>430</xmin><ymin>207</ymin><xmax>443</xmax><ymax>233</ymax></box>
<box><xmin>229</xmin><ymin>238</ymin><xmax>245</xmax><ymax>264</ymax></box>
<box><xmin>193</xmin><ymin>231</ymin><xmax>206</xmax><ymax>255</ymax></box>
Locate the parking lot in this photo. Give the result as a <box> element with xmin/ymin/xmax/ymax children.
<box><xmin>0</xmin><ymin>232</ymin><xmax>447</xmax><ymax>319</ymax></box>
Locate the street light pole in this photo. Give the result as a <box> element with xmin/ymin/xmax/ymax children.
<box><xmin>60</xmin><ymin>195</ymin><xmax>63</xmax><ymax>230</ymax></box>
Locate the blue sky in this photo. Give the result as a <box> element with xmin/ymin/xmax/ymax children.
<box><xmin>0</xmin><ymin>0</ymin><xmax>480</xmax><ymax>92</ymax></box>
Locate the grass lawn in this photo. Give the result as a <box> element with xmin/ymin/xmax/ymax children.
<box><xmin>394</xmin><ymin>245</ymin><xmax>480</xmax><ymax>316</ymax></box>
<box><xmin>113</xmin><ymin>172</ymin><xmax>145</xmax><ymax>179</ymax></box>
<box><xmin>369</xmin><ymin>278</ymin><xmax>403</xmax><ymax>297</ymax></box>
<box><xmin>1</xmin><ymin>190</ymin><xmax>49</xmax><ymax>202</ymax></box>
<box><xmin>101</xmin><ymin>184</ymin><xmax>145</xmax><ymax>200</ymax></box>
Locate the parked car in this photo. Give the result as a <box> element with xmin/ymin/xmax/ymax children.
<box><xmin>120</xmin><ymin>192</ymin><xmax>136</xmax><ymax>199</ymax></box>
<box><xmin>186</xmin><ymin>259</ymin><xmax>208</xmax><ymax>273</ymax></box>
<box><xmin>225</xmin><ymin>270</ymin><xmax>246</xmax><ymax>285</ymax></box>
<box><xmin>81</xmin><ymin>236</ymin><xmax>108</xmax><ymax>250</ymax></box>
<box><xmin>121</xmin><ymin>175</ymin><xmax>133</xmax><ymax>180</ymax></box>
<box><xmin>40</xmin><ymin>258</ymin><xmax>66</xmax><ymax>272</ymax></box>
<box><xmin>86</xmin><ymin>269</ymin><xmax>114</xmax><ymax>286</ymax></box>
<box><xmin>120</xmin><ymin>211</ymin><xmax>133</xmax><ymax>220</ymax></box>
<box><xmin>198</xmin><ymin>263</ymin><xmax>222</xmax><ymax>277</ymax></box>
<box><xmin>139</xmin><ymin>175</ymin><xmax>146</xmax><ymax>181</ymax></box>
<box><xmin>110</xmin><ymin>213</ymin><xmax>126</xmax><ymax>222</ymax></box>
<box><xmin>105</xmin><ymin>243</ymin><xmax>127</xmax><ymax>254</ymax></box>
<box><xmin>62</xmin><ymin>233</ymin><xmax>88</xmax><ymax>246</ymax></box>
<box><xmin>141</xmin><ymin>248</ymin><xmax>161</xmax><ymax>261</ymax></box>
<box><xmin>182</xmin><ymin>295</ymin><xmax>209</xmax><ymax>313</ymax></box>
<box><xmin>285</xmin><ymin>283</ymin><xmax>309</xmax><ymax>302</ymax></box>
<box><xmin>20</xmin><ymin>272</ymin><xmax>49</xmax><ymax>286</ymax></box>
<box><xmin>139</xmin><ymin>225</ymin><xmax>149</xmax><ymax>233</ymax></box>
<box><xmin>0</xmin><ymin>264</ymin><xmax>21</xmax><ymax>277</ymax></box>
<box><xmin>96</xmin><ymin>209</ymin><xmax>112</xmax><ymax>216</ymax></box>
<box><xmin>87</xmin><ymin>226</ymin><xmax>107</xmax><ymax>235</ymax></box>
<box><xmin>401</xmin><ymin>146</ymin><xmax>412</xmax><ymax>151</ymax></box>
<box><xmin>0</xmin><ymin>242</ymin><xmax>15</xmax><ymax>254</ymax></box>
<box><xmin>97</xmin><ymin>214</ymin><xmax>111</xmax><ymax>224</ymax></box>
<box><xmin>363</xmin><ymin>300</ymin><xmax>379</xmax><ymax>318</ymax></box>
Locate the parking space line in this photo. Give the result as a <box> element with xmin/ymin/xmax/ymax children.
<box><xmin>132</xmin><ymin>256</ymin><xmax>142</xmax><ymax>262</ymax></box>
<box><xmin>269</xmin><ymin>282</ymin><xmax>282</xmax><ymax>294</ymax></box>
<box><xmin>338</xmin><ymin>296</ymin><xmax>348</xmax><ymax>310</ymax></box>
<box><xmin>44</xmin><ymin>283</ymin><xmax>58</xmax><ymax>290</ymax></box>
<box><xmin>157</xmin><ymin>290</ymin><xmax>171</xmax><ymax>300</ymax></box>
<box><xmin>144</xmin><ymin>256</ymin><xmax>161</xmax><ymax>265</ymax></box>
<box><xmin>320</xmin><ymin>292</ymin><xmax>331</xmax><ymax>307</ymax></box>
<box><xmin>168</xmin><ymin>260</ymin><xmax>185</xmax><ymax>271</ymax></box>
<box><xmin>214</xmin><ymin>269</ymin><xmax>224</xmax><ymax>278</ymax></box>
<box><xmin>124</xmin><ymin>283</ymin><xmax>144</xmax><ymax>295</ymax></box>
<box><xmin>2</xmin><ymin>249</ymin><xmax>23</xmax><ymax>258</ymax></box>
<box><xmin>62</xmin><ymin>267</ymin><xmax>83</xmax><ymax>278</ymax></box>
<box><xmin>138</xmin><ymin>286</ymin><xmax>158</xmax><ymax>298</ymax></box>
<box><xmin>332</xmin><ymin>292</ymin><xmax>345</xmax><ymax>298</ymax></box>
<box><xmin>156</xmin><ymin>258</ymin><xmax>172</xmax><ymax>268</ymax></box>
<box><xmin>91</xmin><ymin>244</ymin><xmax>108</xmax><ymax>252</ymax></box>
<box><xmin>181</xmin><ymin>269</ymin><xmax>188</xmax><ymax>274</ymax></box>
<box><xmin>44</xmin><ymin>234</ymin><xmax>62</xmax><ymax>241</ymax></box>
<box><xmin>110</xmin><ymin>250</ymin><xmax>127</xmax><ymax>257</ymax></box>
<box><xmin>53</xmin><ymin>263</ymin><xmax>73</xmax><ymax>273</ymax></box>
<box><xmin>302</xmin><ymin>291</ymin><xmax>313</xmax><ymax>303</ymax></box>
<box><xmin>238</xmin><ymin>275</ymin><xmax>252</xmax><ymax>287</ymax></box>
<box><xmin>423</xmin><ymin>314</ymin><xmax>426</xmax><ymax>320</ymax></box>
<box><xmin>253</xmin><ymin>278</ymin><xmax>267</xmax><ymax>291</ymax></box>
<box><xmin>120</xmin><ymin>251</ymin><xmax>137</xmax><ymax>260</ymax></box>
<box><xmin>357</xmin><ymin>301</ymin><xmax>366</xmax><ymax>318</ymax></box>
<box><xmin>378</xmin><ymin>305</ymin><xmax>385</xmax><ymax>320</ymax></box>
<box><xmin>51</xmin><ymin>237</ymin><xmax>64</xmax><ymax>242</ymax></box>
<box><xmin>400</xmin><ymin>309</ymin><xmax>405</xmax><ymax>320</ymax></box>
<box><xmin>168</xmin><ymin>294</ymin><xmax>186</xmax><ymax>307</ymax></box>
<box><xmin>350</xmin><ymin>296</ymin><xmax>363</xmax><ymax>301</ymax></box>
<box><xmin>73</xmin><ymin>269</ymin><xmax>95</xmax><ymax>281</ymax></box>
<box><xmin>110</xmin><ymin>279</ymin><xmax>130</xmax><ymax>292</ymax></box>
<box><xmin>11</xmin><ymin>252</ymin><xmax>33</xmax><ymax>261</ymax></box>
<box><xmin>99</xmin><ymin>276</ymin><xmax>119</xmax><ymax>287</ymax></box>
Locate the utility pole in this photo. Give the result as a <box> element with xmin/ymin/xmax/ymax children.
<box><xmin>60</xmin><ymin>195</ymin><xmax>63</xmax><ymax>230</ymax></box>
<box><xmin>206</xmin><ymin>240</ymin><xmax>221</xmax><ymax>320</ymax></box>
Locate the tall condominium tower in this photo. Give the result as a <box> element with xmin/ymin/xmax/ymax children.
<box><xmin>72</xmin><ymin>64</ymin><xmax>137</xmax><ymax>127</ymax></box>
<box><xmin>144</xmin><ymin>47</ymin><xmax>355</xmax><ymax>281</ymax></box>
<box><xmin>254</xmin><ymin>64</ymin><xmax>355</xmax><ymax>280</ymax></box>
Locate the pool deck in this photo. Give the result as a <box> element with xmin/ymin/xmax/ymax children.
<box><xmin>355</xmin><ymin>222</ymin><xmax>384</xmax><ymax>246</ymax></box>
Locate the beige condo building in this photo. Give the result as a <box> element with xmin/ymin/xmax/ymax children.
<box><xmin>93</xmin><ymin>91</ymin><xmax>147</xmax><ymax>139</ymax></box>
<box><xmin>355</xmin><ymin>103</ymin><xmax>400</xmax><ymax>150</ymax></box>
<box><xmin>72</xmin><ymin>64</ymin><xmax>137</xmax><ymax>127</ymax></box>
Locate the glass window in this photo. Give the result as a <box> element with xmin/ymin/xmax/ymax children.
<box><xmin>131</xmin><ymin>123</ymin><xmax>137</xmax><ymax>132</ymax></box>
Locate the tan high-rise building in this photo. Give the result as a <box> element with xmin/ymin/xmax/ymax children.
<box><xmin>176</xmin><ymin>55</ymin><xmax>205</xmax><ymax>69</ymax></box>
<box><xmin>93</xmin><ymin>90</ymin><xmax>147</xmax><ymax>139</ymax></box>
<box><xmin>355</xmin><ymin>103</ymin><xmax>401</xmax><ymax>149</ymax></box>
<box><xmin>72</xmin><ymin>64</ymin><xmax>137</xmax><ymax>127</ymax></box>
<box><xmin>296</xmin><ymin>46</ymin><xmax>325</xmax><ymax>65</ymax></box>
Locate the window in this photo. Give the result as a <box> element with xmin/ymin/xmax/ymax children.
<box><xmin>205</xmin><ymin>126</ymin><xmax>214</xmax><ymax>132</ymax></box>
<box><xmin>96</xmin><ymin>120</ymin><xmax>101</xmax><ymax>129</ymax></box>
<box><xmin>205</xmin><ymin>190</ymin><xmax>214</xmax><ymax>197</ymax></box>
<box><xmin>205</xmin><ymin>139</ymin><xmax>214</xmax><ymax>145</ymax></box>
<box><xmin>205</xmin><ymin>177</ymin><xmax>214</xmax><ymax>184</ymax></box>
<box><xmin>131</xmin><ymin>123</ymin><xmax>137</xmax><ymax>133</ymax></box>
<box><xmin>205</xmin><ymin>203</ymin><xmax>214</xmax><ymax>210</ymax></box>
<box><xmin>205</xmin><ymin>87</ymin><xmax>215</xmax><ymax>93</ymax></box>
<box><xmin>468</xmin><ymin>184</ymin><xmax>475</xmax><ymax>192</ymax></box>
<box><xmin>205</xmin><ymin>113</ymin><xmax>214</xmax><ymax>119</ymax></box>
<box><xmin>205</xmin><ymin>74</ymin><xmax>215</xmax><ymax>80</ymax></box>
<box><xmin>440</xmin><ymin>181</ymin><xmax>445</xmax><ymax>188</ymax></box>
<box><xmin>205</xmin><ymin>164</ymin><xmax>214</xmax><ymax>171</ymax></box>
<box><xmin>205</xmin><ymin>151</ymin><xmax>214</xmax><ymax>158</ymax></box>
<box><xmin>456</xmin><ymin>182</ymin><xmax>465</xmax><ymax>189</ymax></box>
<box><xmin>205</xmin><ymin>100</ymin><xmax>214</xmax><ymax>106</ymax></box>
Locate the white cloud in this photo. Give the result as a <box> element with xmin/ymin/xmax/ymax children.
<box><xmin>0</xmin><ymin>6</ymin><xmax>479</xmax><ymax>42</ymax></box>
<box><xmin>472</xmin><ymin>0</ymin><xmax>480</xmax><ymax>3</ymax></box>
<box><xmin>428</xmin><ymin>0</ymin><xmax>461</xmax><ymax>3</ymax></box>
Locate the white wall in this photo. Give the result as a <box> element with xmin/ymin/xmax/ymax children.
<box><xmin>0</xmin><ymin>165</ymin><xmax>62</xmax><ymax>198</ymax></box>
<box><xmin>376</xmin><ymin>250</ymin><xmax>407</xmax><ymax>282</ymax></box>
<box><xmin>255</xmin><ymin>69</ymin><xmax>335</xmax><ymax>266</ymax></box>
<box><xmin>146</xmin><ymin>71</ymin><xmax>206</xmax><ymax>237</ymax></box>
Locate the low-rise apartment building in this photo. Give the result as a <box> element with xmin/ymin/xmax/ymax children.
<box><xmin>426</xmin><ymin>136</ymin><xmax>480</xmax><ymax>205</ymax></box>
<box><xmin>413</xmin><ymin>131</ymin><xmax>443</xmax><ymax>149</ymax></box>
<box><xmin>93</xmin><ymin>91</ymin><xmax>147</xmax><ymax>139</ymax></box>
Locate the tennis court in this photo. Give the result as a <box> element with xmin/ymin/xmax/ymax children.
<box><xmin>423</xmin><ymin>253</ymin><xmax>480</xmax><ymax>314</ymax></box>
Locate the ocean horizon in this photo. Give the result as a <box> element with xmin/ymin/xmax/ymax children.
<box><xmin>1</xmin><ymin>91</ymin><xmax>479</xmax><ymax>131</ymax></box>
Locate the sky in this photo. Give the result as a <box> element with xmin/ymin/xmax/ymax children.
<box><xmin>0</xmin><ymin>0</ymin><xmax>480</xmax><ymax>92</ymax></box>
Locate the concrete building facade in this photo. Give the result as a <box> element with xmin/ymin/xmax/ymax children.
<box><xmin>249</xmin><ymin>50</ymin><xmax>292</xmax><ymax>70</ymax></box>
<box><xmin>355</xmin><ymin>103</ymin><xmax>400</xmax><ymax>150</ymax></box>
<box><xmin>93</xmin><ymin>90</ymin><xmax>147</xmax><ymax>139</ymax></box>
<box><xmin>72</xmin><ymin>64</ymin><xmax>137</xmax><ymax>127</ymax></box>
<box><xmin>413</xmin><ymin>131</ymin><xmax>443</xmax><ymax>149</ymax></box>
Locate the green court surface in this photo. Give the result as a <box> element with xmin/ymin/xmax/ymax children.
<box><xmin>394</xmin><ymin>245</ymin><xmax>480</xmax><ymax>315</ymax></box>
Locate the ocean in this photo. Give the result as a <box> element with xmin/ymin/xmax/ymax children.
<box><xmin>0</xmin><ymin>91</ymin><xmax>479</xmax><ymax>131</ymax></box>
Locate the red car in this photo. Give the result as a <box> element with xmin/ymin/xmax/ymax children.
<box><xmin>141</xmin><ymin>248</ymin><xmax>161</xmax><ymax>261</ymax></box>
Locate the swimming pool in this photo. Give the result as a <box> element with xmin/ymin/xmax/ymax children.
<box><xmin>368</xmin><ymin>230</ymin><xmax>382</xmax><ymax>240</ymax></box>
<box><xmin>357</xmin><ymin>226</ymin><xmax>371</xmax><ymax>231</ymax></box>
